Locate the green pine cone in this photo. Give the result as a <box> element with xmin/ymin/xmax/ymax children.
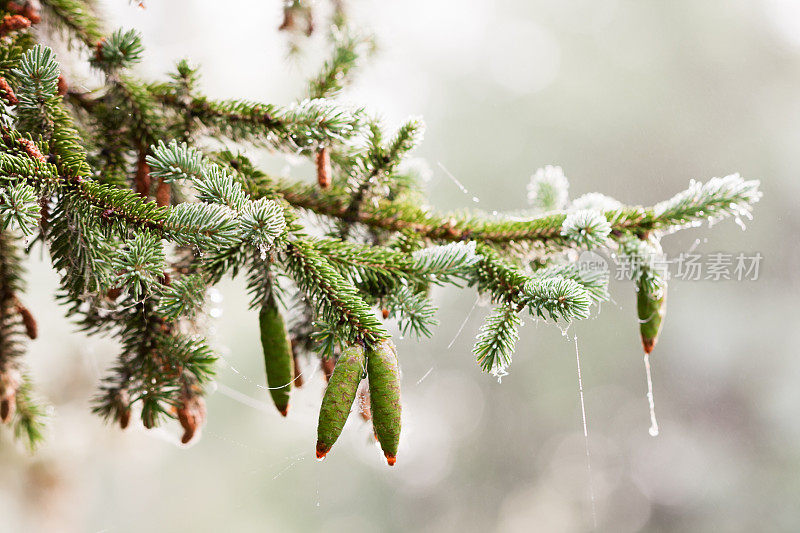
<box><xmin>367</xmin><ymin>340</ymin><xmax>401</xmax><ymax>466</ymax></box>
<box><xmin>316</xmin><ymin>343</ymin><xmax>366</xmax><ymax>459</ymax></box>
<box><xmin>259</xmin><ymin>299</ymin><xmax>294</xmax><ymax>416</ymax></box>
<box><xmin>637</xmin><ymin>279</ymin><xmax>667</xmax><ymax>354</ymax></box>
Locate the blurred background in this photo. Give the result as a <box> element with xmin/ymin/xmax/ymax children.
<box><xmin>1</xmin><ymin>0</ymin><xmax>799</xmax><ymax>531</ymax></box>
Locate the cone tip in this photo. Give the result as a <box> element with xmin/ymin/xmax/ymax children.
<box><xmin>278</xmin><ymin>405</ymin><xmax>289</xmax><ymax>417</ymax></box>
<box><xmin>315</xmin><ymin>441</ymin><xmax>330</xmax><ymax>460</ymax></box>
<box><xmin>641</xmin><ymin>338</ymin><xmax>655</xmax><ymax>354</ymax></box>
<box><xmin>385</xmin><ymin>453</ymin><xmax>396</xmax><ymax>466</ymax></box>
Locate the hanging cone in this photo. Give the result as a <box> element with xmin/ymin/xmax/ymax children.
<box><xmin>259</xmin><ymin>297</ymin><xmax>294</xmax><ymax>416</ymax></box>
<box><xmin>316</xmin><ymin>343</ymin><xmax>365</xmax><ymax>460</ymax></box>
<box><xmin>637</xmin><ymin>278</ymin><xmax>667</xmax><ymax>354</ymax></box>
<box><xmin>367</xmin><ymin>340</ymin><xmax>401</xmax><ymax>466</ymax></box>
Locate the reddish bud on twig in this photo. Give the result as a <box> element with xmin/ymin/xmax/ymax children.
<box><xmin>117</xmin><ymin>389</ymin><xmax>131</xmax><ymax>429</ymax></box>
<box><xmin>321</xmin><ymin>357</ymin><xmax>335</xmax><ymax>382</ymax></box>
<box><xmin>106</xmin><ymin>287</ymin><xmax>122</xmax><ymax>301</ymax></box>
<box><xmin>0</xmin><ymin>77</ymin><xmax>18</xmax><ymax>105</ymax></box>
<box><xmin>135</xmin><ymin>148</ymin><xmax>150</xmax><ymax>198</ymax></box>
<box><xmin>315</xmin><ymin>146</ymin><xmax>331</xmax><ymax>189</ymax></box>
<box><xmin>57</xmin><ymin>76</ymin><xmax>67</xmax><ymax>96</ymax></box>
<box><xmin>292</xmin><ymin>348</ymin><xmax>304</xmax><ymax>388</ymax></box>
<box><xmin>155</xmin><ymin>177</ymin><xmax>171</xmax><ymax>207</ymax></box>
<box><xmin>19</xmin><ymin>1</ymin><xmax>41</xmax><ymax>24</ymax></box>
<box><xmin>18</xmin><ymin>138</ymin><xmax>46</xmax><ymax>163</ymax></box>
<box><xmin>0</xmin><ymin>369</ymin><xmax>21</xmax><ymax>423</ymax></box>
<box><xmin>0</xmin><ymin>14</ymin><xmax>31</xmax><ymax>36</ymax></box>
<box><xmin>94</xmin><ymin>39</ymin><xmax>106</xmax><ymax>61</ymax></box>
<box><xmin>6</xmin><ymin>2</ymin><xmax>24</xmax><ymax>14</ymax></box>
<box><xmin>177</xmin><ymin>391</ymin><xmax>206</xmax><ymax>444</ymax></box>
<box><xmin>15</xmin><ymin>302</ymin><xmax>37</xmax><ymax>340</ymax></box>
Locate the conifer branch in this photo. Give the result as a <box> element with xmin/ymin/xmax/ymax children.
<box><xmin>0</xmin><ymin>2</ymin><xmax>761</xmax><ymax>456</ymax></box>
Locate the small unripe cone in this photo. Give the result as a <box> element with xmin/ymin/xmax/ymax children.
<box><xmin>259</xmin><ymin>298</ymin><xmax>294</xmax><ymax>416</ymax></box>
<box><xmin>315</xmin><ymin>146</ymin><xmax>331</xmax><ymax>189</ymax></box>
<box><xmin>637</xmin><ymin>279</ymin><xmax>667</xmax><ymax>354</ymax></box>
<box><xmin>367</xmin><ymin>340</ymin><xmax>401</xmax><ymax>466</ymax></box>
<box><xmin>316</xmin><ymin>343</ymin><xmax>365</xmax><ymax>459</ymax></box>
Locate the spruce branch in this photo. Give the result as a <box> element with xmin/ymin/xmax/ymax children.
<box><xmin>473</xmin><ymin>304</ymin><xmax>521</xmax><ymax>379</ymax></box>
<box><xmin>308</xmin><ymin>29</ymin><xmax>372</xmax><ymax>99</ymax></box>
<box><xmin>0</xmin><ymin>181</ymin><xmax>40</xmax><ymax>235</ymax></box>
<box><xmin>0</xmin><ymin>1</ymin><xmax>762</xmax><ymax>456</ymax></box>
<box><xmin>273</xmin><ymin>174</ymin><xmax>760</xmax><ymax>246</ymax></box>
<box><xmin>157</xmin><ymin>273</ymin><xmax>206</xmax><ymax>320</ymax></box>
<box><xmin>92</xmin><ymin>28</ymin><xmax>144</xmax><ymax>71</ymax></box>
<box><xmin>385</xmin><ymin>285</ymin><xmax>438</xmax><ymax>339</ymax></box>
<box><xmin>110</xmin><ymin>231</ymin><xmax>166</xmax><ymax>301</ymax></box>
<box><xmin>282</xmin><ymin>238</ymin><xmax>389</xmax><ymax>345</ymax></box>
<box><xmin>150</xmin><ymin>92</ymin><xmax>363</xmax><ymax>152</ymax></box>
<box><xmin>561</xmin><ymin>209</ymin><xmax>612</xmax><ymax>249</ymax></box>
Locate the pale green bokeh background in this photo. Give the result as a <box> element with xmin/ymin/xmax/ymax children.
<box><xmin>1</xmin><ymin>1</ymin><xmax>799</xmax><ymax>531</ymax></box>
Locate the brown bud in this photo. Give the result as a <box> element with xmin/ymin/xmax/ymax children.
<box><xmin>292</xmin><ymin>348</ymin><xmax>304</xmax><ymax>388</ymax></box>
<box><xmin>135</xmin><ymin>148</ymin><xmax>151</xmax><ymax>198</ymax></box>
<box><xmin>0</xmin><ymin>77</ymin><xmax>18</xmax><ymax>105</ymax></box>
<box><xmin>321</xmin><ymin>356</ymin><xmax>336</xmax><ymax>383</ymax></box>
<box><xmin>15</xmin><ymin>303</ymin><xmax>37</xmax><ymax>340</ymax></box>
<box><xmin>6</xmin><ymin>2</ymin><xmax>24</xmax><ymax>14</ymax></box>
<box><xmin>381</xmin><ymin>308</ymin><xmax>389</xmax><ymax>319</ymax></box>
<box><xmin>57</xmin><ymin>76</ymin><xmax>67</xmax><ymax>96</ymax></box>
<box><xmin>106</xmin><ymin>287</ymin><xmax>122</xmax><ymax>301</ymax></box>
<box><xmin>18</xmin><ymin>138</ymin><xmax>46</xmax><ymax>163</ymax></box>
<box><xmin>94</xmin><ymin>39</ymin><xmax>106</xmax><ymax>61</ymax></box>
<box><xmin>118</xmin><ymin>389</ymin><xmax>131</xmax><ymax>429</ymax></box>
<box><xmin>119</xmin><ymin>408</ymin><xmax>131</xmax><ymax>429</ymax></box>
<box><xmin>0</xmin><ymin>14</ymin><xmax>31</xmax><ymax>36</ymax></box>
<box><xmin>0</xmin><ymin>398</ymin><xmax>13</xmax><ymax>423</ymax></box>
<box><xmin>0</xmin><ymin>369</ymin><xmax>21</xmax><ymax>423</ymax></box>
<box><xmin>177</xmin><ymin>392</ymin><xmax>206</xmax><ymax>444</ymax></box>
<box><xmin>315</xmin><ymin>146</ymin><xmax>331</xmax><ymax>188</ymax></box>
<box><xmin>155</xmin><ymin>176</ymin><xmax>171</xmax><ymax>207</ymax></box>
<box><xmin>22</xmin><ymin>2</ymin><xmax>40</xmax><ymax>24</ymax></box>
<box><xmin>278</xmin><ymin>8</ymin><xmax>295</xmax><ymax>31</ymax></box>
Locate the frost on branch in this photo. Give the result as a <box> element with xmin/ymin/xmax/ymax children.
<box><xmin>0</xmin><ymin>2</ymin><xmax>762</xmax><ymax>463</ymax></box>
<box><xmin>527</xmin><ymin>165</ymin><xmax>569</xmax><ymax>212</ymax></box>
